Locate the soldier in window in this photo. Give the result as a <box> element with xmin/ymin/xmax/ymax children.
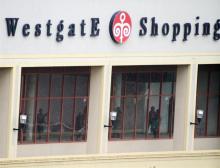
<box><xmin>148</xmin><ymin>106</ymin><xmax>159</xmax><ymax>138</ymax></box>
<box><xmin>37</xmin><ymin>108</ymin><xmax>47</xmax><ymax>139</ymax></box>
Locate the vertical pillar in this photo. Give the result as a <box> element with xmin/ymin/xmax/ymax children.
<box><xmin>185</xmin><ymin>64</ymin><xmax>198</xmax><ymax>151</ymax></box>
<box><xmin>173</xmin><ymin>64</ymin><xmax>198</xmax><ymax>151</ymax></box>
<box><xmin>0</xmin><ymin>68</ymin><xmax>12</xmax><ymax>158</ymax></box>
<box><xmin>8</xmin><ymin>66</ymin><xmax>22</xmax><ymax>158</ymax></box>
<box><xmin>87</xmin><ymin>65</ymin><xmax>112</xmax><ymax>154</ymax></box>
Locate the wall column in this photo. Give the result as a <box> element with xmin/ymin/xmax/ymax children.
<box><xmin>87</xmin><ymin>65</ymin><xmax>112</xmax><ymax>154</ymax></box>
<box><xmin>185</xmin><ymin>64</ymin><xmax>198</xmax><ymax>151</ymax></box>
<box><xmin>8</xmin><ymin>66</ymin><xmax>22</xmax><ymax>158</ymax></box>
<box><xmin>173</xmin><ymin>64</ymin><xmax>198</xmax><ymax>151</ymax></box>
<box><xmin>0</xmin><ymin>68</ymin><xmax>12</xmax><ymax>158</ymax></box>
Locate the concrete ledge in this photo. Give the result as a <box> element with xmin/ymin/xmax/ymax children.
<box><xmin>1</xmin><ymin>151</ymin><xmax>220</xmax><ymax>168</ymax></box>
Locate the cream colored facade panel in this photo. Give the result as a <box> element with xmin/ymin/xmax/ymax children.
<box><xmin>194</xmin><ymin>138</ymin><xmax>220</xmax><ymax>150</ymax></box>
<box><xmin>1</xmin><ymin>151</ymin><xmax>220</xmax><ymax>168</ymax></box>
<box><xmin>108</xmin><ymin>140</ymin><xmax>174</xmax><ymax>153</ymax></box>
<box><xmin>17</xmin><ymin>143</ymin><xmax>87</xmax><ymax>157</ymax></box>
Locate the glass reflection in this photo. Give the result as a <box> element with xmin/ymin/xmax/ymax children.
<box><xmin>124</xmin><ymin>97</ymin><xmax>135</xmax><ymax>139</ymax></box>
<box><xmin>111</xmin><ymin>98</ymin><xmax>123</xmax><ymax>139</ymax></box>
<box><xmin>110</xmin><ymin>68</ymin><xmax>176</xmax><ymax>140</ymax></box>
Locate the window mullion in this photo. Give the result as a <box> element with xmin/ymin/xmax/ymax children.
<box><xmin>170</xmin><ymin>80</ymin><xmax>175</xmax><ymax>138</ymax></box>
<box><xmin>134</xmin><ymin>73</ymin><xmax>138</xmax><ymax>139</ymax></box>
<box><xmin>218</xmin><ymin>92</ymin><xmax>220</xmax><ymax>136</ymax></box>
<box><xmin>84</xmin><ymin>74</ymin><xmax>90</xmax><ymax>141</ymax></box>
<box><xmin>158</xmin><ymin>72</ymin><xmax>163</xmax><ymax>139</ymax></box>
<box><xmin>121</xmin><ymin>74</ymin><xmax>126</xmax><ymax>139</ymax></box>
<box><xmin>72</xmin><ymin>76</ymin><xmax>77</xmax><ymax>141</ymax></box>
<box><xmin>216</xmin><ymin>74</ymin><xmax>220</xmax><ymax>137</ymax></box>
<box><xmin>34</xmin><ymin>74</ymin><xmax>39</xmax><ymax>143</ymax></box>
<box><xmin>145</xmin><ymin>73</ymin><xmax>151</xmax><ymax>139</ymax></box>
<box><xmin>59</xmin><ymin>74</ymin><xmax>65</xmax><ymax>142</ymax></box>
<box><xmin>205</xmin><ymin>71</ymin><xmax>211</xmax><ymax>136</ymax></box>
<box><xmin>46</xmin><ymin>74</ymin><xmax>52</xmax><ymax>142</ymax></box>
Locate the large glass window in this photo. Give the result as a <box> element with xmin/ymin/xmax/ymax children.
<box><xmin>18</xmin><ymin>67</ymin><xmax>90</xmax><ymax>144</ymax></box>
<box><xmin>195</xmin><ymin>65</ymin><xmax>220</xmax><ymax>137</ymax></box>
<box><xmin>109</xmin><ymin>66</ymin><xmax>176</xmax><ymax>140</ymax></box>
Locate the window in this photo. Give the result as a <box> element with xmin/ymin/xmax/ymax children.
<box><xmin>18</xmin><ymin>67</ymin><xmax>90</xmax><ymax>144</ymax></box>
<box><xmin>109</xmin><ymin>66</ymin><xmax>176</xmax><ymax>140</ymax></box>
<box><xmin>195</xmin><ymin>65</ymin><xmax>220</xmax><ymax>137</ymax></box>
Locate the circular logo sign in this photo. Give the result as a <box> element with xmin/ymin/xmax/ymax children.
<box><xmin>109</xmin><ymin>11</ymin><xmax>132</xmax><ymax>44</ymax></box>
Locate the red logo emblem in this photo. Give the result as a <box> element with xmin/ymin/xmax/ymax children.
<box><xmin>109</xmin><ymin>11</ymin><xmax>132</xmax><ymax>44</ymax></box>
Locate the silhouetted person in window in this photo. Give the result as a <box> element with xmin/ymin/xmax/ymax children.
<box><xmin>148</xmin><ymin>106</ymin><xmax>159</xmax><ymax>138</ymax></box>
<box><xmin>37</xmin><ymin>108</ymin><xmax>47</xmax><ymax>139</ymax></box>
<box><xmin>75</xmin><ymin>106</ymin><xmax>87</xmax><ymax>140</ymax></box>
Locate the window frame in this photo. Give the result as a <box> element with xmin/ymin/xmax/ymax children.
<box><xmin>195</xmin><ymin>65</ymin><xmax>220</xmax><ymax>138</ymax></box>
<box><xmin>18</xmin><ymin>67</ymin><xmax>90</xmax><ymax>144</ymax></box>
<box><xmin>109</xmin><ymin>66</ymin><xmax>176</xmax><ymax>141</ymax></box>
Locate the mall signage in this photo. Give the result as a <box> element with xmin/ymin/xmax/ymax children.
<box><xmin>4</xmin><ymin>10</ymin><xmax>220</xmax><ymax>44</ymax></box>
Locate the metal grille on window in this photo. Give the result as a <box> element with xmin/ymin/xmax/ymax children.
<box><xmin>18</xmin><ymin>67</ymin><xmax>90</xmax><ymax>144</ymax></box>
<box><xmin>109</xmin><ymin>66</ymin><xmax>176</xmax><ymax>140</ymax></box>
<box><xmin>195</xmin><ymin>65</ymin><xmax>220</xmax><ymax>137</ymax></box>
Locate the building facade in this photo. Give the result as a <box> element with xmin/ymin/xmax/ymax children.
<box><xmin>0</xmin><ymin>0</ymin><xmax>220</xmax><ymax>161</ymax></box>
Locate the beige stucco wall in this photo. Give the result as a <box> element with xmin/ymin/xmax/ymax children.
<box><xmin>0</xmin><ymin>54</ymin><xmax>219</xmax><ymax>158</ymax></box>
<box><xmin>108</xmin><ymin>140</ymin><xmax>173</xmax><ymax>153</ymax></box>
<box><xmin>173</xmin><ymin>65</ymin><xmax>189</xmax><ymax>150</ymax></box>
<box><xmin>0</xmin><ymin>68</ymin><xmax>12</xmax><ymax>158</ymax></box>
<box><xmin>194</xmin><ymin>138</ymin><xmax>220</xmax><ymax>150</ymax></box>
<box><xmin>1</xmin><ymin>151</ymin><xmax>220</xmax><ymax>168</ymax></box>
<box><xmin>173</xmin><ymin>65</ymin><xmax>198</xmax><ymax>151</ymax></box>
<box><xmin>17</xmin><ymin>142</ymin><xmax>87</xmax><ymax>157</ymax></box>
<box><xmin>87</xmin><ymin>66</ymin><xmax>112</xmax><ymax>154</ymax></box>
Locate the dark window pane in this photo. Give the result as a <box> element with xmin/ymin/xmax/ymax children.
<box><xmin>38</xmin><ymin>74</ymin><xmax>50</xmax><ymax>97</ymax></box>
<box><xmin>149</xmin><ymin>96</ymin><xmax>160</xmax><ymax>111</ymax></box>
<box><xmin>150</xmin><ymin>73</ymin><xmax>161</xmax><ymax>95</ymax></box>
<box><xmin>64</xmin><ymin>75</ymin><xmax>75</xmax><ymax>97</ymax></box>
<box><xmin>22</xmin><ymin>100</ymin><xmax>35</xmax><ymax>143</ymax></box>
<box><xmin>112</xmin><ymin>73</ymin><xmax>125</xmax><ymax>96</ymax></box>
<box><xmin>62</xmin><ymin>99</ymin><xmax>74</xmax><ymax>141</ymax></box>
<box><xmin>136</xmin><ymin>96</ymin><xmax>148</xmax><ymax>138</ymax></box>
<box><xmin>111</xmin><ymin>98</ymin><xmax>123</xmax><ymax>139</ymax></box>
<box><xmin>76</xmin><ymin>75</ymin><xmax>89</xmax><ymax>96</ymax></box>
<box><xmin>51</xmin><ymin>74</ymin><xmax>62</xmax><ymax>97</ymax></box>
<box><xmin>25</xmin><ymin>75</ymin><xmax>37</xmax><ymax>97</ymax></box>
<box><xmin>49</xmin><ymin>99</ymin><xmax>61</xmax><ymax>142</ymax></box>
<box><xmin>196</xmin><ymin>96</ymin><xmax>207</xmax><ymax>136</ymax></box>
<box><xmin>137</xmin><ymin>73</ymin><xmax>149</xmax><ymax>95</ymax></box>
<box><xmin>124</xmin><ymin>97</ymin><xmax>135</xmax><ymax>139</ymax></box>
<box><xmin>160</xmin><ymin>96</ymin><xmax>173</xmax><ymax>137</ymax></box>
<box><xmin>74</xmin><ymin>98</ymin><xmax>87</xmax><ymax>141</ymax></box>
<box><xmin>162</xmin><ymin>72</ymin><xmax>174</xmax><ymax>95</ymax></box>
<box><xmin>207</xmin><ymin>96</ymin><xmax>219</xmax><ymax>136</ymax></box>
<box><xmin>209</xmin><ymin>71</ymin><xmax>220</xmax><ymax>94</ymax></box>
<box><xmin>197</xmin><ymin>71</ymin><xmax>208</xmax><ymax>95</ymax></box>
<box><xmin>125</xmin><ymin>73</ymin><xmax>136</xmax><ymax>95</ymax></box>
